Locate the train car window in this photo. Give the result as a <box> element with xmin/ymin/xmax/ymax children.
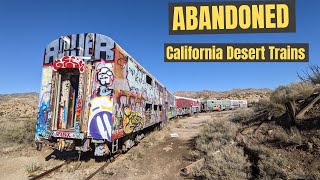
<box><xmin>159</xmin><ymin>86</ymin><xmax>163</xmax><ymax>92</ymax></box>
<box><xmin>154</xmin><ymin>105</ymin><xmax>158</xmax><ymax>111</ymax></box>
<box><xmin>146</xmin><ymin>75</ymin><xmax>152</xmax><ymax>85</ymax></box>
<box><xmin>146</xmin><ymin>103</ymin><xmax>152</xmax><ymax>111</ymax></box>
<box><xmin>159</xmin><ymin>105</ymin><xmax>162</xmax><ymax>111</ymax></box>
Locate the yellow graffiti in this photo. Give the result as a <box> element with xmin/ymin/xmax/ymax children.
<box><xmin>123</xmin><ymin>107</ymin><xmax>143</xmax><ymax>134</ymax></box>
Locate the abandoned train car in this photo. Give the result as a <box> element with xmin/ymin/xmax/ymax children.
<box><xmin>35</xmin><ymin>33</ymin><xmax>177</xmax><ymax>156</ymax></box>
<box><xmin>201</xmin><ymin>99</ymin><xmax>247</xmax><ymax>112</ymax></box>
<box><xmin>175</xmin><ymin>96</ymin><xmax>200</xmax><ymax>116</ymax></box>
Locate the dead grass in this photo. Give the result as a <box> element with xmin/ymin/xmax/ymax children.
<box><xmin>191</xmin><ymin>119</ymin><xmax>250</xmax><ymax>179</ymax></box>
<box><xmin>273</xmin><ymin>127</ymin><xmax>303</xmax><ymax>145</ymax></box>
<box><xmin>271</xmin><ymin>82</ymin><xmax>315</xmax><ymax>105</ymax></box>
<box><xmin>25</xmin><ymin>162</ymin><xmax>42</xmax><ymax>173</ymax></box>
<box><xmin>258</xmin><ymin>153</ymin><xmax>288</xmax><ymax>179</ymax></box>
<box><xmin>0</xmin><ymin>118</ymin><xmax>35</xmax><ymax>144</ymax></box>
<box><xmin>230</xmin><ymin>108</ymin><xmax>255</xmax><ymax>123</ymax></box>
<box><xmin>127</xmin><ymin>151</ymin><xmax>144</xmax><ymax>160</ymax></box>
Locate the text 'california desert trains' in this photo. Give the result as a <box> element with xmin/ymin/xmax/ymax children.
<box><xmin>35</xmin><ymin>33</ymin><xmax>247</xmax><ymax>157</ymax></box>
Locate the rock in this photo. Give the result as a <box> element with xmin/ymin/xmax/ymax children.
<box><xmin>307</xmin><ymin>142</ymin><xmax>313</xmax><ymax>151</ymax></box>
<box><xmin>180</xmin><ymin>158</ymin><xmax>205</xmax><ymax>176</ymax></box>
<box><xmin>170</xmin><ymin>133</ymin><xmax>179</xmax><ymax>138</ymax></box>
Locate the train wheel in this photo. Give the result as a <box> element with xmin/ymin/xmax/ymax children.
<box><xmin>36</xmin><ymin>142</ymin><xmax>42</xmax><ymax>151</ymax></box>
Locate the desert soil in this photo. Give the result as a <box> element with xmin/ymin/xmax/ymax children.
<box><xmin>0</xmin><ymin>112</ymin><xmax>228</xmax><ymax>180</ymax></box>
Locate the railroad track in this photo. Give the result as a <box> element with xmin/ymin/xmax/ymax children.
<box><xmin>83</xmin><ymin>154</ymin><xmax>121</xmax><ymax>180</ymax></box>
<box><xmin>28</xmin><ymin>154</ymin><xmax>121</xmax><ymax>180</ymax></box>
<box><xmin>29</xmin><ymin>160</ymin><xmax>71</xmax><ymax>180</ymax></box>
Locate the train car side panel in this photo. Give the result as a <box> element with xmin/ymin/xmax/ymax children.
<box><xmin>112</xmin><ymin>46</ymin><xmax>165</xmax><ymax>140</ymax></box>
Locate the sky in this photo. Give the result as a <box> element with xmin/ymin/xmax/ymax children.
<box><xmin>0</xmin><ymin>0</ymin><xmax>319</xmax><ymax>94</ymax></box>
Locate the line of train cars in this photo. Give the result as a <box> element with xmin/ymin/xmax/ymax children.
<box><xmin>35</xmin><ymin>33</ymin><xmax>247</xmax><ymax>157</ymax></box>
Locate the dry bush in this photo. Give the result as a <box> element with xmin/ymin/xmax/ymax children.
<box><xmin>251</xmin><ymin>98</ymin><xmax>286</xmax><ymax>118</ymax></box>
<box><xmin>194</xmin><ymin>145</ymin><xmax>250</xmax><ymax>180</ymax></box>
<box><xmin>258</xmin><ymin>153</ymin><xmax>288</xmax><ymax>179</ymax></box>
<box><xmin>25</xmin><ymin>162</ymin><xmax>42</xmax><ymax>173</ymax></box>
<box><xmin>298</xmin><ymin>64</ymin><xmax>320</xmax><ymax>85</ymax></box>
<box><xmin>273</xmin><ymin>126</ymin><xmax>302</xmax><ymax>145</ymax></box>
<box><xmin>192</xmin><ymin>120</ymin><xmax>250</xmax><ymax>179</ymax></box>
<box><xmin>128</xmin><ymin>151</ymin><xmax>144</xmax><ymax>160</ymax></box>
<box><xmin>0</xmin><ymin>118</ymin><xmax>35</xmax><ymax>144</ymax></box>
<box><xmin>230</xmin><ymin>108</ymin><xmax>254</xmax><ymax>123</ymax></box>
<box><xmin>247</xmin><ymin>144</ymin><xmax>288</xmax><ymax>179</ymax></box>
<box><xmin>254</xmin><ymin>82</ymin><xmax>315</xmax><ymax>118</ymax></box>
<box><xmin>287</xmin><ymin>127</ymin><xmax>303</xmax><ymax>145</ymax></box>
<box><xmin>251</xmin><ymin>98</ymin><xmax>271</xmax><ymax>111</ymax></box>
<box><xmin>270</xmin><ymin>82</ymin><xmax>315</xmax><ymax>105</ymax></box>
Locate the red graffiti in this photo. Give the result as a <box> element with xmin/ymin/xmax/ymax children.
<box><xmin>76</xmin><ymin>98</ymin><xmax>82</xmax><ymax>117</ymax></box>
<box><xmin>111</xmin><ymin>129</ymin><xmax>124</xmax><ymax>140</ymax></box>
<box><xmin>53</xmin><ymin>56</ymin><xmax>85</xmax><ymax>73</ymax></box>
<box><xmin>55</xmin><ymin>131</ymin><xmax>71</xmax><ymax>138</ymax></box>
<box><xmin>176</xmin><ymin>98</ymin><xmax>193</xmax><ymax>108</ymax></box>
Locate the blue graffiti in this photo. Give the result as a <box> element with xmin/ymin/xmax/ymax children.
<box><xmin>35</xmin><ymin>102</ymin><xmax>48</xmax><ymax>140</ymax></box>
<box><xmin>89</xmin><ymin>111</ymin><xmax>113</xmax><ymax>141</ymax></box>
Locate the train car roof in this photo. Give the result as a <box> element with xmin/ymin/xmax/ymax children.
<box><xmin>175</xmin><ymin>96</ymin><xmax>200</xmax><ymax>101</ymax></box>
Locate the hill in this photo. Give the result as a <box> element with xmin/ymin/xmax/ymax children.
<box><xmin>0</xmin><ymin>92</ymin><xmax>38</xmax><ymax>119</ymax></box>
<box><xmin>174</xmin><ymin>88</ymin><xmax>272</xmax><ymax>102</ymax></box>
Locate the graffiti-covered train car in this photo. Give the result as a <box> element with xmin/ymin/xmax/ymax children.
<box><xmin>165</xmin><ymin>90</ymin><xmax>177</xmax><ymax>119</ymax></box>
<box><xmin>206</xmin><ymin>100</ymin><xmax>222</xmax><ymax>111</ymax></box>
<box><xmin>202</xmin><ymin>99</ymin><xmax>247</xmax><ymax>111</ymax></box>
<box><xmin>175</xmin><ymin>96</ymin><xmax>200</xmax><ymax>116</ymax></box>
<box><xmin>192</xmin><ymin>99</ymin><xmax>201</xmax><ymax>113</ymax></box>
<box><xmin>230</xmin><ymin>100</ymin><xmax>248</xmax><ymax>109</ymax></box>
<box><xmin>35</xmin><ymin>33</ymin><xmax>176</xmax><ymax>156</ymax></box>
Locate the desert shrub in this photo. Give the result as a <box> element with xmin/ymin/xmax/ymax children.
<box><xmin>195</xmin><ymin>145</ymin><xmax>250</xmax><ymax>180</ymax></box>
<box><xmin>230</xmin><ymin>108</ymin><xmax>254</xmax><ymax>123</ymax></box>
<box><xmin>287</xmin><ymin>127</ymin><xmax>303</xmax><ymax>145</ymax></box>
<box><xmin>128</xmin><ymin>151</ymin><xmax>144</xmax><ymax>160</ymax></box>
<box><xmin>192</xmin><ymin>120</ymin><xmax>250</xmax><ymax>179</ymax></box>
<box><xmin>273</xmin><ymin>129</ymin><xmax>290</xmax><ymax>143</ymax></box>
<box><xmin>263</xmin><ymin>82</ymin><xmax>315</xmax><ymax>118</ymax></box>
<box><xmin>270</xmin><ymin>82</ymin><xmax>315</xmax><ymax>105</ymax></box>
<box><xmin>251</xmin><ymin>98</ymin><xmax>271</xmax><ymax>112</ymax></box>
<box><xmin>298</xmin><ymin>64</ymin><xmax>320</xmax><ymax>85</ymax></box>
<box><xmin>0</xmin><ymin>118</ymin><xmax>35</xmax><ymax>144</ymax></box>
<box><xmin>272</xmin><ymin>124</ymin><xmax>302</xmax><ymax>145</ymax></box>
<box><xmin>25</xmin><ymin>162</ymin><xmax>42</xmax><ymax>173</ymax></box>
<box><xmin>258</xmin><ymin>153</ymin><xmax>288</xmax><ymax>179</ymax></box>
<box><xmin>250</xmin><ymin>98</ymin><xmax>286</xmax><ymax>118</ymax></box>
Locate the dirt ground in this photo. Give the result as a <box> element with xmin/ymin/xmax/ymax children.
<box><xmin>0</xmin><ymin>112</ymin><xmax>226</xmax><ymax>180</ymax></box>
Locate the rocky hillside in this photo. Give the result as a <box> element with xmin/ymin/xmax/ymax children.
<box><xmin>174</xmin><ymin>88</ymin><xmax>272</xmax><ymax>102</ymax></box>
<box><xmin>0</xmin><ymin>92</ymin><xmax>38</xmax><ymax>119</ymax></box>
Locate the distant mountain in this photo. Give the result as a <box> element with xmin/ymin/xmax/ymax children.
<box><xmin>174</xmin><ymin>88</ymin><xmax>272</xmax><ymax>102</ymax></box>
